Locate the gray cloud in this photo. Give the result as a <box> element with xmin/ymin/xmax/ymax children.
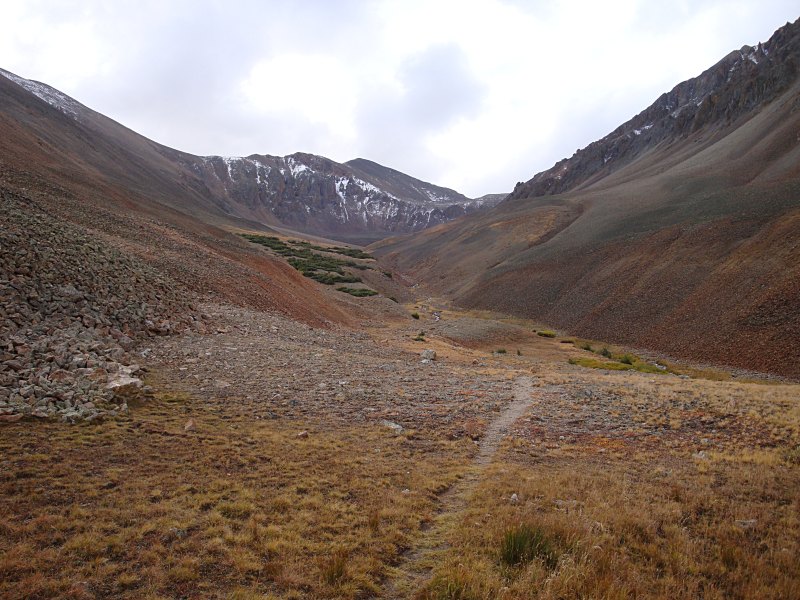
<box><xmin>354</xmin><ymin>44</ymin><xmax>487</xmax><ymax>178</ymax></box>
<box><xmin>2</xmin><ymin>0</ymin><xmax>799</xmax><ymax>196</ymax></box>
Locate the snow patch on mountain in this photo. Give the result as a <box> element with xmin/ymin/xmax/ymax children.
<box><xmin>286</xmin><ymin>156</ymin><xmax>310</xmax><ymax>178</ymax></box>
<box><xmin>0</xmin><ymin>69</ymin><xmax>83</xmax><ymax>119</ymax></box>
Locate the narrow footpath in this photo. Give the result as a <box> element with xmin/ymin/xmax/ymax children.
<box><xmin>383</xmin><ymin>376</ymin><xmax>545</xmax><ymax>598</ymax></box>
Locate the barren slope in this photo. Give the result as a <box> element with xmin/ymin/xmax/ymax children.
<box><xmin>374</xmin><ymin>20</ymin><xmax>800</xmax><ymax>379</ymax></box>
<box><xmin>0</xmin><ymin>72</ymin><xmax>361</xmax><ymax>328</ymax></box>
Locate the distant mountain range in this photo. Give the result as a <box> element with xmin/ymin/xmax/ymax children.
<box><xmin>374</xmin><ymin>17</ymin><xmax>800</xmax><ymax>378</ymax></box>
<box><xmin>0</xmin><ymin>67</ymin><xmax>504</xmax><ymax>243</ymax></box>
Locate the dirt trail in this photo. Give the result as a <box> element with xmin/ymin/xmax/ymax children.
<box><xmin>383</xmin><ymin>375</ymin><xmax>543</xmax><ymax>598</ymax></box>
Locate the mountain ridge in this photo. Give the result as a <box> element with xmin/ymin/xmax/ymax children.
<box><xmin>0</xmin><ymin>67</ymin><xmax>502</xmax><ymax>243</ymax></box>
<box><xmin>510</xmin><ymin>18</ymin><xmax>800</xmax><ymax>201</ymax></box>
<box><xmin>374</xmin><ymin>17</ymin><xmax>800</xmax><ymax>379</ymax></box>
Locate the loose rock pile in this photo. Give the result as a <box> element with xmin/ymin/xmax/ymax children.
<box><xmin>0</xmin><ymin>190</ymin><xmax>204</xmax><ymax>421</ymax></box>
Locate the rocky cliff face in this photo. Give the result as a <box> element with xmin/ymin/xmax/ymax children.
<box><xmin>183</xmin><ymin>152</ymin><xmax>503</xmax><ymax>241</ymax></box>
<box><xmin>511</xmin><ymin>18</ymin><xmax>800</xmax><ymax>200</ymax></box>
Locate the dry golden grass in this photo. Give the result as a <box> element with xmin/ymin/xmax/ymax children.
<box><xmin>0</xmin><ymin>392</ymin><xmax>473</xmax><ymax>599</ymax></box>
<box><xmin>418</xmin><ymin>452</ymin><xmax>800</xmax><ymax>600</ymax></box>
<box><xmin>2</xmin><ymin>302</ymin><xmax>799</xmax><ymax>599</ymax></box>
<box><xmin>412</xmin><ymin>359</ymin><xmax>800</xmax><ymax>600</ymax></box>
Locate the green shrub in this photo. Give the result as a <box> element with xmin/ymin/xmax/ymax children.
<box><xmin>620</xmin><ymin>354</ymin><xmax>634</xmax><ymax>365</ymax></box>
<box><xmin>291</xmin><ymin>241</ymin><xmax>373</xmax><ymax>260</ymax></box>
<box><xmin>336</xmin><ymin>287</ymin><xmax>378</xmax><ymax>297</ymax></box>
<box><xmin>499</xmin><ymin>524</ymin><xmax>558</xmax><ymax>569</ymax></box>
<box><xmin>240</xmin><ymin>234</ymin><xmax>295</xmax><ymax>256</ymax></box>
<box><xmin>600</xmin><ymin>347</ymin><xmax>612</xmax><ymax>358</ymax></box>
<box><xmin>411</xmin><ymin>312</ymin><xmax>420</xmax><ymax>320</ymax></box>
<box><xmin>569</xmin><ymin>357</ymin><xmax>666</xmax><ymax>374</ymax></box>
<box><xmin>495</xmin><ymin>349</ymin><xmax>507</xmax><ymax>354</ymax></box>
<box><xmin>537</xmin><ymin>330</ymin><xmax>556</xmax><ymax>338</ymax></box>
<box><xmin>288</xmin><ymin>256</ymin><xmax>354</xmax><ymax>274</ymax></box>
<box><xmin>327</xmin><ymin>246</ymin><xmax>373</xmax><ymax>259</ymax></box>
<box><xmin>303</xmin><ymin>272</ymin><xmax>361</xmax><ymax>285</ymax></box>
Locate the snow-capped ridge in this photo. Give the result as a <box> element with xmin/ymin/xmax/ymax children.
<box><xmin>184</xmin><ymin>152</ymin><xmax>505</xmax><ymax>238</ymax></box>
<box><xmin>0</xmin><ymin>68</ymin><xmax>84</xmax><ymax>120</ymax></box>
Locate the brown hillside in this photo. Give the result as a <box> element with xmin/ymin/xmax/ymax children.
<box><xmin>374</xmin><ymin>22</ymin><xmax>800</xmax><ymax>379</ymax></box>
<box><xmin>0</xmin><ymin>73</ymin><xmax>352</xmax><ymax>328</ymax></box>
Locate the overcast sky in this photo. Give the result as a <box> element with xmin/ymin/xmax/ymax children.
<box><xmin>2</xmin><ymin>1</ymin><xmax>797</xmax><ymax>197</ymax></box>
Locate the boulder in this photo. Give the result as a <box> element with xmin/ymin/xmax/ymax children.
<box><xmin>420</xmin><ymin>349</ymin><xmax>436</xmax><ymax>361</ymax></box>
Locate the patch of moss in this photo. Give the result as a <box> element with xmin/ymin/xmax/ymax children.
<box><xmin>569</xmin><ymin>357</ymin><xmax>665</xmax><ymax>374</ymax></box>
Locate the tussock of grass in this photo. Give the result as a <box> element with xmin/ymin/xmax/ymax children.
<box><xmin>537</xmin><ymin>330</ymin><xmax>556</xmax><ymax>338</ymax></box>
<box><xmin>499</xmin><ymin>524</ymin><xmax>558</xmax><ymax>569</ymax></box>
<box><xmin>320</xmin><ymin>548</ymin><xmax>349</xmax><ymax>586</ymax></box>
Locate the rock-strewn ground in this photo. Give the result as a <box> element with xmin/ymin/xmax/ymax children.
<box><xmin>0</xmin><ymin>190</ymin><xmax>205</xmax><ymax>422</ymax></box>
<box><xmin>147</xmin><ymin>303</ymin><xmax>515</xmax><ymax>436</ymax></box>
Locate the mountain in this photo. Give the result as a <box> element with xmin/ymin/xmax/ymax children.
<box><xmin>0</xmin><ymin>66</ymin><xmax>359</xmax><ymax>330</ymax></box>
<box><xmin>0</xmin><ymin>68</ymin><xmax>499</xmax><ymax>244</ymax></box>
<box><xmin>374</xmin><ymin>18</ymin><xmax>800</xmax><ymax>379</ymax></box>
<box><xmin>182</xmin><ymin>153</ymin><xmax>504</xmax><ymax>245</ymax></box>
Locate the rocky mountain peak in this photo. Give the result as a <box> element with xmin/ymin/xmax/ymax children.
<box><xmin>184</xmin><ymin>152</ymin><xmax>504</xmax><ymax>242</ymax></box>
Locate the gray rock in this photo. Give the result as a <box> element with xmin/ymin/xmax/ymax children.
<box><xmin>105</xmin><ymin>373</ymin><xmax>142</xmax><ymax>402</ymax></box>
<box><xmin>420</xmin><ymin>349</ymin><xmax>436</xmax><ymax>361</ymax></box>
<box><xmin>381</xmin><ymin>419</ymin><xmax>404</xmax><ymax>433</ymax></box>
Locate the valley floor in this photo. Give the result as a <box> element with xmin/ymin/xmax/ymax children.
<box><xmin>1</xmin><ymin>301</ymin><xmax>799</xmax><ymax>599</ymax></box>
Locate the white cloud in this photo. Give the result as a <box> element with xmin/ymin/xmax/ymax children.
<box><xmin>1</xmin><ymin>0</ymin><xmax>798</xmax><ymax>196</ymax></box>
<box><xmin>240</xmin><ymin>54</ymin><xmax>358</xmax><ymax>143</ymax></box>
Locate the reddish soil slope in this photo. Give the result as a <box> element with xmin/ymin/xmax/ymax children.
<box><xmin>0</xmin><ymin>74</ymin><xmax>352</xmax><ymax>327</ymax></box>
<box><xmin>375</xmin><ymin>21</ymin><xmax>800</xmax><ymax>378</ymax></box>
